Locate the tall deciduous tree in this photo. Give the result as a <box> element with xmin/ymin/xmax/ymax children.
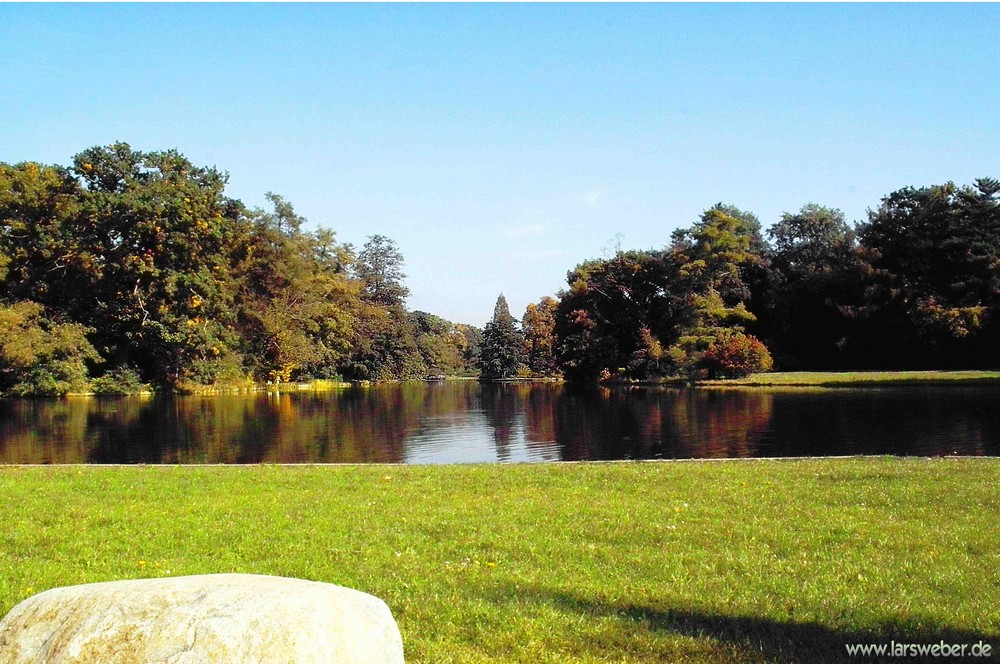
<box><xmin>763</xmin><ymin>203</ymin><xmax>865</xmax><ymax>369</ymax></box>
<box><xmin>235</xmin><ymin>194</ymin><xmax>358</xmax><ymax>382</ymax></box>
<box><xmin>769</xmin><ymin>203</ymin><xmax>856</xmax><ymax>275</ymax></box>
<box><xmin>1</xmin><ymin>144</ymin><xmax>249</xmax><ymax>384</ymax></box>
<box><xmin>554</xmin><ymin>251</ymin><xmax>677</xmax><ymax>382</ymax></box>
<box><xmin>355</xmin><ymin>234</ymin><xmax>409</xmax><ymax>308</ymax></box>
<box><xmin>455</xmin><ymin>323</ymin><xmax>484</xmax><ymax>374</ymax></box>
<box><xmin>345</xmin><ymin>235</ymin><xmax>425</xmax><ymax>380</ymax></box>
<box><xmin>521</xmin><ymin>296</ymin><xmax>559</xmax><ymax>376</ymax></box>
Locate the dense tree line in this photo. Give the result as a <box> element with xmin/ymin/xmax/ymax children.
<box><xmin>4</xmin><ymin>144</ymin><xmax>996</xmax><ymax>392</ymax></box>
<box><xmin>543</xmin><ymin>179</ymin><xmax>1000</xmax><ymax>381</ymax></box>
<box><xmin>0</xmin><ymin>144</ymin><xmax>480</xmax><ymax>394</ymax></box>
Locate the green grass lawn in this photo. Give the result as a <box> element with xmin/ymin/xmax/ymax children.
<box><xmin>1</xmin><ymin>459</ymin><xmax>998</xmax><ymax>662</ymax></box>
<box><xmin>705</xmin><ymin>370</ymin><xmax>1000</xmax><ymax>387</ymax></box>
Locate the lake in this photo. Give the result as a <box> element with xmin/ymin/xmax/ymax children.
<box><xmin>1</xmin><ymin>381</ymin><xmax>998</xmax><ymax>464</ymax></box>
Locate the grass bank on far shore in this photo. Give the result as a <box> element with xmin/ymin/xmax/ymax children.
<box><xmin>1</xmin><ymin>459</ymin><xmax>997</xmax><ymax>662</ymax></box>
<box><xmin>173</xmin><ymin>377</ymin><xmax>353</xmax><ymax>395</ymax></box>
<box><xmin>702</xmin><ymin>370</ymin><xmax>1000</xmax><ymax>387</ymax></box>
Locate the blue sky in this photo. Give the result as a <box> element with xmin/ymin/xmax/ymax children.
<box><xmin>3</xmin><ymin>4</ymin><xmax>998</xmax><ymax>326</ymax></box>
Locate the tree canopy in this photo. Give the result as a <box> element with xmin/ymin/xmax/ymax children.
<box><xmin>0</xmin><ymin>144</ymin><xmax>481</xmax><ymax>393</ymax></box>
<box><xmin>543</xmin><ymin>180</ymin><xmax>999</xmax><ymax>382</ymax></box>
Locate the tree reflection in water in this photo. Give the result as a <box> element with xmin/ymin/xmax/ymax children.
<box><xmin>479</xmin><ymin>383</ymin><xmax>521</xmax><ymax>462</ymax></box>
<box><xmin>0</xmin><ymin>383</ymin><xmax>998</xmax><ymax>464</ymax></box>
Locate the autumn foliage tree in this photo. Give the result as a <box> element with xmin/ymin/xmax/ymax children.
<box><xmin>551</xmin><ymin>205</ymin><xmax>773</xmax><ymax>382</ymax></box>
<box><xmin>554</xmin><ymin>250</ymin><xmax>681</xmax><ymax>381</ymax></box>
<box><xmin>411</xmin><ymin>311</ymin><xmax>476</xmax><ymax>376</ymax></box>
<box><xmin>699</xmin><ymin>333</ymin><xmax>773</xmax><ymax>379</ymax></box>
<box><xmin>1</xmin><ymin>144</ymin><xmax>245</xmax><ymax>384</ymax></box>
<box><xmin>667</xmin><ymin>205</ymin><xmax>769</xmax><ymax>379</ymax></box>
<box><xmin>235</xmin><ymin>194</ymin><xmax>359</xmax><ymax>382</ymax></box>
<box><xmin>521</xmin><ymin>296</ymin><xmax>559</xmax><ymax>376</ymax></box>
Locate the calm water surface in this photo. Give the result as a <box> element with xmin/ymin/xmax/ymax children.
<box><xmin>1</xmin><ymin>382</ymin><xmax>998</xmax><ymax>464</ymax></box>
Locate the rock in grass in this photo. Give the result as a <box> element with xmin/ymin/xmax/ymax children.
<box><xmin>0</xmin><ymin>573</ymin><xmax>404</xmax><ymax>663</ymax></box>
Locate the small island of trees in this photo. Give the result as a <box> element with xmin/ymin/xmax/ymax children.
<box><xmin>1</xmin><ymin>143</ymin><xmax>998</xmax><ymax>395</ymax></box>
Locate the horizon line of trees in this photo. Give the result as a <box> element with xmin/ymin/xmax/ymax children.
<box><xmin>3</xmin><ymin>143</ymin><xmax>998</xmax><ymax>393</ymax></box>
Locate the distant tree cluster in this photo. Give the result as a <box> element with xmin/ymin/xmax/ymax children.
<box><xmin>476</xmin><ymin>293</ymin><xmax>560</xmax><ymax>381</ymax></box>
<box><xmin>541</xmin><ymin>179</ymin><xmax>1000</xmax><ymax>381</ymax></box>
<box><xmin>0</xmin><ymin>144</ymin><xmax>481</xmax><ymax>394</ymax></box>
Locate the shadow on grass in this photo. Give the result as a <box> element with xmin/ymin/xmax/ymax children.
<box><xmin>491</xmin><ymin>585</ymin><xmax>998</xmax><ymax>663</ymax></box>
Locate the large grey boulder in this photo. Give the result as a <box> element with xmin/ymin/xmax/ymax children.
<box><xmin>0</xmin><ymin>573</ymin><xmax>404</xmax><ymax>663</ymax></box>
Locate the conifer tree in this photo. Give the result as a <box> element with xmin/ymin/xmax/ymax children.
<box><xmin>479</xmin><ymin>294</ymin><xmax>523</xmax><ymax>380</ymax></box>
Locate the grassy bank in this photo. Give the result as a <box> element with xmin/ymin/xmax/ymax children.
<box><xmin>703</xmin><ymin>370</ymin><xmax>1000</xmax><ymax>387</ymax></box>
<box><xmin>1</xmin><ymin>459</ymin><xmax>998</xmax><ymax>662</ymax></box>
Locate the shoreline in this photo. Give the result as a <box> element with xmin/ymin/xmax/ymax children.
<box><xmin>1</xmin><ymin>454</ymin><xmax>994</xmax><ymax>469</ymax></box>
<box><xmin>7</xmin><ymin>370</ymin><xmax>1000</xmax><ymax>400</ymax></box>
<box><xmin>616</xmin><ymin>369</ymin><xmax>1000</xmax><ymax>388</ymax></box>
